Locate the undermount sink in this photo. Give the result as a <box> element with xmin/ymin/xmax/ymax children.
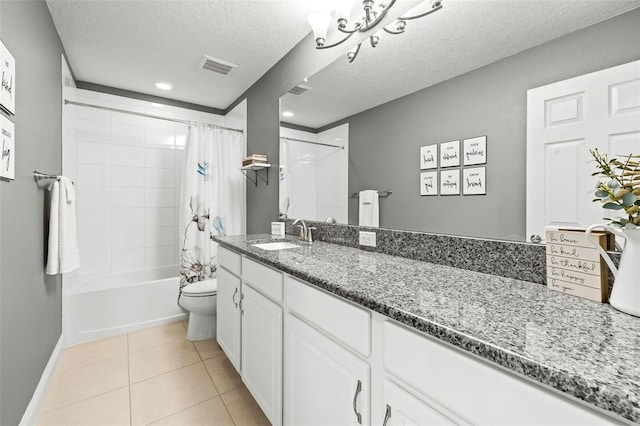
<box><xmin>253</xmin><ymin>241</ymin><xmax>301</xmax><ymax>251</ymax></box>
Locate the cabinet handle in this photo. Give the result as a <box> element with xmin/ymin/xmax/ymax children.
<box><xmin>232</xmin><ymin>288</ymin><xmax>238</xmax><ymax>308</ymax></box>
<box><xmin>353</xmin><ymin>380</ymin><xmax>362</xmax><ymax>424</ymax></box>
<box><xmin>382</xmin><ymin>404</ymin><xmax>391</xmax><ymax>426</ymax></box>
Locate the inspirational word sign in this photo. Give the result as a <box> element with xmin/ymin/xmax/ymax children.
<box><xmin>545</xmin><ymin>230</ymin><xmax>608</xmax><ymax>302</ymax></box>
<box><xmin>463</xmin><ymin>167</ymin><xmax>486</xmax><ymax>195</ymax></box>
<box><xmin>0</xmin><ymin>115</ymin><xmax>14</xmax><ymax>180</ymax></box>
<box><xmin>440</xmin><ymin>169</ymin><xmax>460</xmax><ymax>195</ymax></box>
<box><xmin>463</xmin><ymin>136</ymin><xmax>487</xmax><ymax>165</ymax></box>
<box><xmin>420</xmin><ymin>171</ymin><xmax>437</xmax><ymax>196</ymax></box>
<box><xmin>0</xmin><ymin>41</ymin><xmax>15</xmax><ymax>115</ymax></box>
<box><xmin>420</xmin><ymin>144</ymin><xmax>437</xmax><ymax>170</ymax></box>
<box><xmin>439</xmin><ymin>140</ymin><xmax>460</xmax><ymax>168</ymax></box>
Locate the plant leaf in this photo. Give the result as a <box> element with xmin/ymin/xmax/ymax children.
<box><xmin>603</xmin><ymin>202</ymin><xmax>623</xmax><ymax>210</ymax></box>
<box><xmin>623</xmin><ymin>192</ymin><xmax>638</xmax><ymax>207</ymax></box>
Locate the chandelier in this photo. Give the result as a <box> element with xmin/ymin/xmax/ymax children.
<box><xmin>308</xmin><ymin>0</ymin><xmax>443</xmax><ymax>63</ymax></box>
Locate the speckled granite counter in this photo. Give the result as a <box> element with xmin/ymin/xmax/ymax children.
<box><xmin>213</xmin><ymin>234</ymin><xmax>640</xmax><ymax>424</ymax></box>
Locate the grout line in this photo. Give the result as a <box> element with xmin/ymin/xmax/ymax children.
<box><xmin>127</xmin><ymin>333</ymin><xmax>133</xmax><ymax>426</ymax></box>
<box><xmin>218</xmin><ymin>391</ymin><xmax>238</xmax><ymax>426</ymax></box>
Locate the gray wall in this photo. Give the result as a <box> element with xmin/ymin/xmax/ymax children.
<box><xmin>346</xmin><ymin>9</ymin><xmax>640</xmax><ymax>241</ymax></box>
<box><xmin>0</xmin><ymin>2</ymin><xmax>65</xmax><ymax>424</ymax></box>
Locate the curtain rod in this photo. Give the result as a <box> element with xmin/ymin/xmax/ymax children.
<box><xmin>64</xmin><ymin>100</ymin><xmax>244</xmax><ymax>134</ymax></box>
<box><xmin>280</xmin><ymin>136</ymin><xmax>344</xmax><ymax>150</ymax></box>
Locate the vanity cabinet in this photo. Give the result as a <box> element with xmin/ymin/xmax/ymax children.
<box><xmin>216</xmin><ymin>248</ymin><xmax>242</xmax><ymax>371</ymax></box>
<box><xmin>285</xmin><ymin>314</ymin><xmax>370</xmax><ymax>426</ymax></box>
<box><xmin>382</xmin><ymin>380</ymin><xmax>455</xmax><ymax>426</ymax></box>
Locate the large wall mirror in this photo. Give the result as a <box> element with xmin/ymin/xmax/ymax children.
<box><xmin>279</xmin><ymin>1</ymin><xmax>640</xmax><ymax>242</ymax></box>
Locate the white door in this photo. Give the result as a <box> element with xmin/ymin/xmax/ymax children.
<box><xmin>216</xmin><ymin>267</ymin><xmax>241</xmax><ymax>371</ymax></box>
<box><xmin>284</xmin><ymin>314</ymin><xmax>370</xmax><ymax>426</ymax></box>
<box><xmin>526</xmin><ymin>60</ymin><xmax>640</xmax><ymax>242</ymax></box>
<box><xmin>382</xmin><ymin>380</ymin><xmax>456</xmax><ymax>426</ymax></box>
<box><xmin>241</xmin><ymin>284</ymin><xmax>282</xmax><ymax>426</ymax></box>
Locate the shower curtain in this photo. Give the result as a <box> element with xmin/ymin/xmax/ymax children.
<box><xmin>179</xmin><ymin>125</ymin><xmax>245</xmax><ymax>288</ymax></box>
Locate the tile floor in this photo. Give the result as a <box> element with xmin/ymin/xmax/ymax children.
<box><xmin>36</xmin><ymin>321</ymin><xmax>270</xmax><ymax>426</ymax></box>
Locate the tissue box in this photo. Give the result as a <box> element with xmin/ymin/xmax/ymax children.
<box><xmin>271</xmin><ymin>222</ymin><xmax>285</xmax><ymax>237</ymax></box>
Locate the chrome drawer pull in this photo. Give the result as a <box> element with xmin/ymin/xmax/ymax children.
<box><xmin>383</xmin><ymin>404</ymin><xmax>391</xmax><ymax>426</ymax></box>
<box><xmin>232</xmin><ymin>288</ymin><xmax>238</xmax><ymax>308</ymax></box>
<box><xmin>353</xmin><ymin>380</ymin><xmax>362</xmax><ymax>424</ymax></box>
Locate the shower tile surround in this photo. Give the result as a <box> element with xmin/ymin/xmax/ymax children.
<box><xmin>214</xmin><ymin>233</ymin><xmax>638</xmax><ymax>423</ymax></box>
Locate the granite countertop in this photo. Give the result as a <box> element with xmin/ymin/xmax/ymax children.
<box><xmin>214</xmin><ymin>234</ymin><xmax>640</xmax><ymax>423</ymax></box>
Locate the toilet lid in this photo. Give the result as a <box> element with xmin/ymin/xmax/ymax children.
<box><xmin>182</xmin><ymin>279</ymin><xmax>217</xmax><ymax>296</ymax></box>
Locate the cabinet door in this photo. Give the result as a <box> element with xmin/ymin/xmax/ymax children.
<box><xmin>241</xmin><ymin>284</ymin><xmax>283</xmax><ymax>426</ymax></box>
<box><xmin>382</xmin><ymin>380</ymin><xmax>455</xmax><ymax>426</ymax></box>
<box><xmin>217</xmin><ymin>267</ymin><xmax>241</xmax><ymax>371</ymax></box>
<box><xmin>285</xmin><ymin>314</ymin><xmax>369</xmax><ymax>426</ymax></box>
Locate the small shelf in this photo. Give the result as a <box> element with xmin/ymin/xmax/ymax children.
<box><xmin>240</xmin><ymin>163</ymin><xmax>271</xmax><ymax>186</ymax></box>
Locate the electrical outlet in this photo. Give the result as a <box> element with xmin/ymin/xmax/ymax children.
<box><xmin>359</xmin><ymin>231</ymin><xmax>376</xmax><ymax>247</ymax></box>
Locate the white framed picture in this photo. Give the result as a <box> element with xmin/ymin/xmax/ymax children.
<box><xmin>1</xmin><ymin>115</ymin><xmax>15</xmax><ymax>180</ymax></box>
<box><xmin>440</xmin><ymin>169</ymin><xmax>460</xmax><ymax>195</ymax></box>
<box><xmin>0</xmin><ymin>40</ymin><xmax>15</xmax><ymax>115</ymax></box>
<box><xmin>420</xmin><ymin>171</ymin><xmax>438</xmax><ymax>196</ymax></box>
<box><xmin>440</xmin><ymin>140</ymin><xmax>460</xmax><ymax>168</ymax></box>
<box><xmin>419</xmin><ymin>144</ymin><xmax>437</xmax><ymax>170</ymax></box>
<box><xmin>463</xmin><ymin>136</ymin><xmax>487</xmax><ymax>165</ymax></box>
<box><xmin>463</xmin><ymin>167</ymin><xmax>486</xmax><ymax>195</ymax></box>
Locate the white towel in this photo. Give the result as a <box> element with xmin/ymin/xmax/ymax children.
<box><xmin>358</xmin><ymin>190</ymin><xmax>379</xmax><ymax>227</ymax></box>
<box><xmin>46</xmin><ymin>177</ymin><xmax>80</xmax><ymax>274</ymax></box>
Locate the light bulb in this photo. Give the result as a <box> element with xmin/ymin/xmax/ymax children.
<box><xmin>335</xmin><ymin>0</ymin><xmax>356</xmax><ymax>28</ymax></box>
<box><xmin>154</xmin><ymin>81</ymin><xmax>173</xmax><ymax>91</ymax></box>
<box><xmin>308</xmin><ymin>12</ymin><xmax>332</xmax><ymax>47</ymax></box>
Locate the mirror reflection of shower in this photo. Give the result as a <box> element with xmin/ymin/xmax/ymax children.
<box><xmin>279</xmin><ymin>124</ymin><xmax>349</xmax><ymax>223</ymax></box>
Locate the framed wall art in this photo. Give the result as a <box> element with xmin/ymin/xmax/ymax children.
<box><xmin>419</xmin><ymin>144</ymin><xmax>437</xmax><ymax>170</ymax></box>
<box><xmin>463</xmin><ymin>136</ymin><xmax>487</xmax><ymax>165</ymax></box>
<box><xmin>1</xmin><ymin>115</ymin><xmax>15</xmax><ymax>180</ymax></box>
<box><xmin>0</xmin><ymin>40</ymin><xmax>15</xmax><ymax>115</ymax></box>
<box><xmin>463</xmin><ymin>167</ymin><xmax>486</xmax><ymax>195</ymax></box>
<box><xmin>439</xmin><ymin>140</ymin><xmax>460</xmax><ymax>168</ymax></box>
<box><xmin>440</xmin><ymin>169</ymin><xmax>460</xmax><ymax>195</ymax></box>
<box><xmin>420</xmin><ymin>171</ymin><xmax>438</xmax><ymax>196</ymax></box>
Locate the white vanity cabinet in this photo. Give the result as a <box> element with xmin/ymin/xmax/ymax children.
<box><xmin>381</xmin><ymin>380</ymin><xmax>456</xmax><ymax>426</ymax></box>
<box><xmin>216</xmin><ymin>247</ymin><xmax>242</xmax><ymax>371</ymax></box>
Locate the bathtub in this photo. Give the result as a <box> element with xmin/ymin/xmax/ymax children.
<box><xmin>63</xmin><ymin>265</ymin><xmax>187</xmax><ymax>346</ymax></box>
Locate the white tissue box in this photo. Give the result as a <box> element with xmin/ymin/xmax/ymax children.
<box><xmin>271</xmin><ymin>222</ymin><xmax>285</xmax><ymax>237</ymax></box>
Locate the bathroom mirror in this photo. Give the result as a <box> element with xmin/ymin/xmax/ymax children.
<box><xmin>279</xmin><ymin>1</ymin><xmax>639</xmax><ymax>242</ymax></box>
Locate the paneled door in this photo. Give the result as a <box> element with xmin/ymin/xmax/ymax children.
<box><xmin>526</xmin><ymin>60</ymin><xmax>640</xmax><ymax>242</ymax></box>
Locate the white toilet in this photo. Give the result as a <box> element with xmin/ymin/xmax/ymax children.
<box><xmin>178</xmin><ymin>278</ymin><xmax>217</xmax><ymax>341</ymax></box>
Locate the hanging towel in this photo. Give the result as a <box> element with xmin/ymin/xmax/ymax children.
<box><xmin>46</xmin><ymin>177</ymin><xmax>80</xmax><ymax>275</ymax></box>
<box><xmin>358</xmin><ymin>190</ymin><xmax>379</xmax><ymax>227</ymax></box>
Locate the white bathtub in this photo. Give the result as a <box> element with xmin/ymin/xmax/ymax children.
<box><xmin>63</xmin><ymin>265</ymin><xmax>187</xmax><ymax>346</ymax></box>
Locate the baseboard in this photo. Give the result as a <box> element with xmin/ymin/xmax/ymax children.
<box><xmin>19</xmin><ymin>335</ymin><xmax>64</xmax><ymax>426</ymax></box>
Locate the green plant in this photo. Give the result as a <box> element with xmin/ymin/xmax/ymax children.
<box><xmin>590</xmin><ymin>148</ymin><xmax>640</xmax><ymax>228</ymax></box>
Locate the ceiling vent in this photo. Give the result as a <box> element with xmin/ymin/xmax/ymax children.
<box><xmin>199</xmin><ymin>55</ymin><xmax>238</xmax><ymax>76</ymax></box>
<box><xmin>288</xmin><ymin>84</ymin><xmax>312</xmax><ymax>96</ymax></box>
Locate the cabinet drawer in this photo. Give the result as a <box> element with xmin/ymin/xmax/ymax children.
<box><xmin>218</xmin><ymin>246</ymin><xmax>241</xmax><ymax>276</ymax></box>
<box><xmin>383</xmin><ymin>321</ymin><xmax>616</xmax><ymax>425</ymax></box>
<box><xmin>286</xmin><ymin>276</ymin><xmax>371</xmax><ymax>357</ymax></box>
<box><xmin>242</xmin><ymin>257</ymin><xmax>283</xmax><ymax>303</ymax></box>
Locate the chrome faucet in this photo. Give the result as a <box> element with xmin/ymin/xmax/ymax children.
<box><xmin>324</xmin><ymin>217</ymin><xmax>337</xmax><ymax>224</ymax></box>
<box><xmin>292</xmin><ymin>218</ymin><xmax>316</xmax><ymax>243</ymax></box>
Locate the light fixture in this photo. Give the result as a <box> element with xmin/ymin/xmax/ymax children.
<box><xmin>308</xmin><ymin>0</ymin><xmax>443</xmax><ymax>63</ymax></box>
<box><xmin>154</xmin><ymin>81</ymin><xmax>173</xmax><ymax>90</ymax></box>
<box><xmin>282</xmin><ymin>111</ymin><xmax>294</xmax><ymax>117</ymax></box>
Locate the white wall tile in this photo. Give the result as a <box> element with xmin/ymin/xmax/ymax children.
<box><xmin>78</xmin><ymin>229</ymin><xmax>111</xmax><ymax>253</ymax></box>
<box><xmin>145</xmin><ymin>188</ymin><xmax>177</xmax><ymax>208</ymax></box>
<box><xmin>112</xmin><ymin>248</ymin><xmax>145</xmax><ymax>272</ymax></box>
<box><xmin>111</xmin><ymin>110</ymin><xmax>146</xmax><ymax>127</ymax></box>
<box><xmin>146</xmin><ymin>128</ymin><xmax>175</xmax><ymax>150</ymax></box>
<box><xmin>111</xmin><ymin>187</ymin><xmax>145</xmax><ymax>208</ymax></box>
<box><xmin>77</xmin><ymin>186</ymin><xmax>112</xmax><ymax>208</ymax></box>
<box><xmin>79</xmin><ymin>251</ymin><xmax>111</xmax><ymax>275</ymax></box>
<box><xmin>77</xmin><ymin>207</ymin><xmax>112</xmax><ymax>230</ymax></box>
<box><xmin>111</xmin><ymin>166</ymin><xmax>145</xmax><ymax>187</ymax></box>
<box><xmin>145</xmin><ymin>227</ymin><xmax>178</xmax><ymax>248</ymax></box>
<box><xmin>112</xmin><ymin>145</ymin><xmax>145</xmax><ymax>167</ymax></box>
<box><xmin>145</xmin><ymin>168</ymin><xmax>178</xmax><ymax>188</ymax></box>
<box><xmin>112</xmin><ymin>123</ymin><xmax>145</xmax><ymax>147</ymax></box>
<box><xmin>112</xmin><ymin>207</ymin><xmax>145</xmax><ymax>229</ymax></box>
<box><xmin>145</xmin><ymin>207</ymin><xmax>175</xmax><ymax>228</ymax></box>
<box><xmin>112</xmin><ymin>228</ymin><xmax>145</xmax><ymax>250</ymax></box>
<box><xmin>77</xmin><ymin>164</ymin><xmax>111</xmax><ymax>186</ymax></box>
<box><xmin>76</xmin><ymin>118</ymin><xmax>111</xmax><ymax>144</ymax></box>
<box><xmin>76</xmin><ymin>105</ymin><xmax>111</xmax><ymax>122</ymax></box>
<box><xmin>145</xmin><ymin>148</ymin><xmax>176</xmax><ymax>169</ymax></box>
<box><xmin>145</xmin><ymin>116</ymin><xmax>176</xmax><ymax>131</ymax></box>
<box><xmin>144</xmin><ymin>246</ymin><xmax>177</xmax><ymax>267</ymax></box>
<box><xmin>78</xmin><ymin>142</ymin><xmax>112</xmax><ymax>165</ymax></box>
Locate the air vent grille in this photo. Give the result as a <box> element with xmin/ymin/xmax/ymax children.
<box><xmin>199</xmin><ymin>55</ymin><xmax>238</xmax><ymax>76</ymax></box>
<box><xmin>288</xmin><ymin>84</ymin><xmax>312</xmax><ymax>96</ymax></box>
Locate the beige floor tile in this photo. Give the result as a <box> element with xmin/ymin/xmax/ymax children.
<box><xmin>129</xmin><ymin>339</ymin><xmax>201</xmax><ymax>383</ymax></box>
<box><xmin>40</xmin><ymin>355</ymin><xmax>129</xmax><ymax>413</ymax></box>
<box><xmin>181</xmin><ymin>319</ymin><xmax>188</xmax><ymax>330</ymax></box>
<box><xmin>193</xmin><ymin>338</ymin><xmax>224</xmax><ymax>361</ymax></box>
<box><xmin>220</xmin><ymin>385</ymin><xmax>270</xmax><ymax>426</ymax></box>
<box><xmin>57</xmin><ymin>334</ymin><xmax>128</xmax><ymax>373</ymax></box>
<box><xmin>203</xmin><ymin>354</ymin><xmax>242</xmax><ymax>394</ymax></box>
<box><xmin>128</xmin><ymin>321</ymin><xmax>187</xmax><ymax>353</ymax></box>
<box><xmin>150</xmin><ymin>396</ymin><xmax>234</xmax><ymax>426</ymax></box>
<box><xmin>130</xmin><ymin>362</ymin><xmax>217</xmax><ymax>426</ymax></box>
<box><xmin>36</xmin><ymin>386</ymin><xmax>130</xmax><ymax>426</ymax></box>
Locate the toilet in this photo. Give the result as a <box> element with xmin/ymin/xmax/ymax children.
<box><xmin>178</xmin><ymin>278</ymin><xmax>217</xmax><ymax>341</ymax></box>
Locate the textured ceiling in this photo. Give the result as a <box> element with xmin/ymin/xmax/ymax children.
<box><xmin>46</xmin><ymin>0</ymin><xmax>320</xmax><ymax>109</ymax></box>
<box><xmin>281</xmin><ymin>0</ymin><xmax>640</xmax><ymax>129</ymax></box>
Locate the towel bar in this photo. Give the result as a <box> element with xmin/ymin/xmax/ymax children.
<box><xmin>350</xmin><ymin>189</ymin><xmax>392</xmax><ymax>198</ymax></box>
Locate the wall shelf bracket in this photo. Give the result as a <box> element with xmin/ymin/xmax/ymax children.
<box><xmin>240</xmin><ymin>164</ymin><xmax>270</xmax><ymax>186</ymax></box>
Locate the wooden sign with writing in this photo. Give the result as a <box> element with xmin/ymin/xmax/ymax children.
<box><xmin>545</xmin><ymin>230</ymin><xmax>610</xmax><ymax>302</ymax></box>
